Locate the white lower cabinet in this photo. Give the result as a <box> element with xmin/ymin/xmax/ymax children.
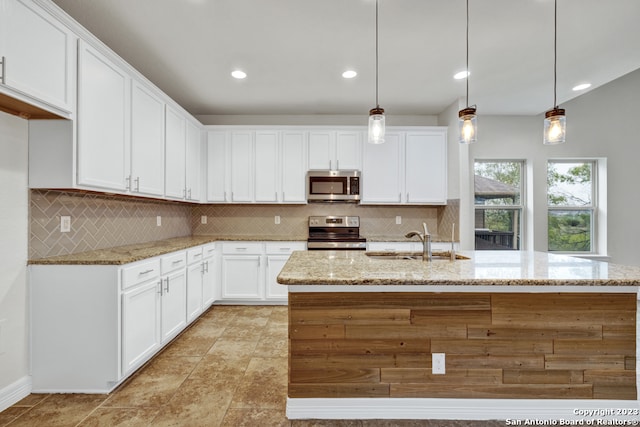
<box><xmin>122</xmin><ymin>279</ymin><xmax>161</xmax><ymax>375</ymax></box>
<box><xmin>202</xmin><ymin>243</ymin><xmax>218</xmax><ymax>306</ymax></box>
<box><xmin>186</xmin><ymin>247</ymin><xmax>204</xmax><ymax>323</ymax></box>
<box><xmin>160</xmin><ymin>267</ymin><xmax>187</xmax><ymax>343</ymax></box>
<box><xmin>220</xmin><ymin>241</ymin><xmax>304</xmax><ymax>303</ymax></box>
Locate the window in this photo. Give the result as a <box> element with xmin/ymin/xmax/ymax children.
<box><xmin>474</xmin><ymin>161</ymin><xmax>524</xmax><ymax>250</ymax></box>
<box><xmin>547</xmin><ymin>160</ymin><xmax>596</xmax><ymax>253</ymax></box>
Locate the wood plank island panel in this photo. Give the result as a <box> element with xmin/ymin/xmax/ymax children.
<box><xmin>288</xmin><ymin>292</ymin><xmax>637</xmax><ymax>400</ymax></box>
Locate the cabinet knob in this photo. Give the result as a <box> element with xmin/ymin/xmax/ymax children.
<box><xmin>0</xmin><ymin>56</ymin><xmax>5</xmax><ymax>85</ymax></box>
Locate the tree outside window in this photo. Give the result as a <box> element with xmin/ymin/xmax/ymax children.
<box><xmin>474</xmin><ymin>161</ymin><xmax>524</xmax><ymax>250</ymax></box>
<box><xmin>547</xmin><ymin>161</ymin><xmax>595</xmax><ymax>253</ymax></box>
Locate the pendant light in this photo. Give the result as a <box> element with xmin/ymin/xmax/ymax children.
<box><xmin>543</xmin><ymin>0</ymin><xmax>566</xmax><ymax>145</ymax></box>
<box><xmin>368</xmin><ymin>0</ymin><xmax>385</xmax><ymax>144</ymax></box>
<box><xmin>458</xmin><ymin>0</ymin><xmax>477</xmax><ymax>144</ymax></box>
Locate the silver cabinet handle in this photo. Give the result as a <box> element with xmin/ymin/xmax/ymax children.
<box><xmin>279</xmin><ymin>247</ymin><xmax>291</xmax><ymax>251</ymax></box>
<box><xmin>134</xmin><ymin>177</ymin><xmax>140</xmax><ymax>192</ymax></box>
<box><xmin>158</xmin><ymin>280</ymin><xmax>163</xmax><ymax>296</ymax></box>
<box><xmin>224</xmin><ymin>191</ymin><xmax>227</xmax><ymax>202</ymax></box>
<box><xmin>139</xmin><ymin>269</ymin><xmax>155</xmax><ymax>275</ymax></box>
<box><xmin>193</xmin><ymin>253</ymin><xmax>202</xmax><ymax>258</ymax></box>
<box><xmin>188</xmin><ymin>188</ymin><xmax>192</xmax><ymax>199</ymax></box>
<box><xmin>205</xmin><ymin>260</ymin><xmax>209</xmax><ymax>272</ymax></box>
<box><xmin>183</xmin><ymin>188</ymin><xmax>187</xmax><ymax>198</ymax></box>
<box><xmin>399</xmin><ymin>193</ymin><xmax>402</xmax><ymax>202</ymax></box>
<box><xmin>164</xmin><ymin>277</ymin><xmax>170</xmax><ymax>293</ymax></box>
<box><xmin>172</xmin><ymin>259</ymin><xmax>183</xmax><ymax>265</ymax></box>
<box><xmin>1</xmin><ymin>56</ymin><xmax>5</xmax><ymax>85</ymax></box>
<box><xmin>236</xmin><ymin>247</ymin><xmax>247</xmax><ymax>251</ymax></box>
<box><xmin>126</xmin><ymin>176</ymin><xmax>131</xmax><ymax>191</ymax></box>
<box><xmin>336</xmin><ymin>159</ymin><xmax>340</xmax><ymax>170</ymax></box>
<box><xmin>329</xmin><ymin>160</ymin><xmax>333</xmax><ymax>170</ymax></box>
<box><xmin>204</xmin><ymin>260</ymin><xmax>209</xmax><ymax>273</ymax></box>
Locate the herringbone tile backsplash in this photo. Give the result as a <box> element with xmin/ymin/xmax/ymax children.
<box><xmin>29</xmin><ymin>189</ymin><xmax>459</xmax><ymax>259</ymax></box>
<box><xmin>30</xmin><ymin>190</ymin><xmax>192</xmax><ymax>259</ymax></box>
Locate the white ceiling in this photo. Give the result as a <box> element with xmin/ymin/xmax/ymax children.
<box><xmin>51</xmin><ymin>0</ymin><xmax>640</xmax><ymax>117</ymax></box>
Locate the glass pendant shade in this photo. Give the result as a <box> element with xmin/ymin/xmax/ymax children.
<box><xmin>368</xmin><ymin>107</ymin><xmax>385</xmax><ymax>144</ymax></box>
<box><xmin>543</xmin><ymin>107</ymin><xmax>566</xmax><ymax>145</ymax></box>
<box><xmin>458</xmin><ymin>106</ymin><xmax>477</xmax><ymax>144</ymax></box>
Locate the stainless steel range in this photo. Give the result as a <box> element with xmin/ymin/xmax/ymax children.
<box><xmin>307</xmin><ymin>216</ymin><xmax>367</xmax><ymax>250</ymax></box>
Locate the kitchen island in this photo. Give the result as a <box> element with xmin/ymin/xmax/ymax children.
<box><xmin>277</xmin><ymin>250</ymin><xmax>640</xmax><ymax>422</ymax></box>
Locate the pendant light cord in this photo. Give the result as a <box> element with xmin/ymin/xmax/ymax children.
<box><xmin>465</xmin><ymin>0</ymin><xmax>469</xmax><ymax>108</ymax></box>
<box><xmin>375</xmin><ymin>0</ymin><xmax>379</xmax><ymax>108</ymax></box>
<box><xmin>553</xmin><ymin>0</ymin><xmax>558</xmax><ymax>108</ymax></box>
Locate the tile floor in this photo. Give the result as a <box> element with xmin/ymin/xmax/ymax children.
<box><xmin>0</xmin><ymin>305</ymin><xmax>504</xmax><ymax>427</ymax></box>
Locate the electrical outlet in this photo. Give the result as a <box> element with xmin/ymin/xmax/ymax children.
<box><xmin>432</xmin><ymin>353</ymin><xmax>445</xmax><ymax>374</ymax></box>
<box><xmin>395</xmin><ymin>216</ymin><xmax>402</xmax><ymax>225</ymax></box>
<box><xmin>201</xmin><ymin>215</ymin><xmax>207</xmax><ymax>224</ymax></box>
<box><xmin>60</xmin><ymin>216</ymin><xmax>71</xmax><ymax>232</ymax></box>
<box><xmin>275</xmin><ymin>215</ymin><xmax>281</xmax><ymax>225</ymax></box>
<box><xmin>156</xmin><ymin>216</ymin><xmax>162</xmax><ymax>226</ymax></box>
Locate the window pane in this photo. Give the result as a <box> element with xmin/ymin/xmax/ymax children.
<box><xmin>547</xmin><ymin>162</ymin><xmax>593</xmax><ymax>207</ymax></box>
<box><xmin>548</xmin><ymin>210</ymin><xmax>592</xmax><ymax>252</ymax></box>
<box><xmin>475</xmin><ymin>208</ymin><xmax>521</xmax><ymax>250</ymax></box>
<box><xmin>474</xmin><ymin>162</ymin><xmax>521</xmax><ymax>206</ymax></box>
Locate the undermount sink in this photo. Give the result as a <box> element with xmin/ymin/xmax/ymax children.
<box><xmin>365</xmin><ymin>251</ymin><xmax>470</xmax><ymax>261</ymax></box>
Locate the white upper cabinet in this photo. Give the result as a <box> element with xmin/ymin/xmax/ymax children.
<box><xmin>185</xmin><ymin>120</ymin><xmax>202</xmax><ymax>202</ymax></box>
<box><xmin>281</xmin><ymin>131</ymin><xmax>308</xmax><ymax>203</ymax></box>
<box><xmin>308</xmin><ymin>130</ymin><xmax>362</xmax><ymax>170</ymax></box>
<box><xmin>0</xmin><ymin>0</ymin><xmax>76</xmax><ymax>117</ymax></box>
<box><xmin>77</xmin><ymin>40</ymin><xmax>130</xmax><ymax>191</ymax></box>
<box><xmin>164</xmin><ymin>105</ymin><xmax>186</xmax><ymax>200</ymax></box>
<box><xmin>404</xmin><ymin>131</ymin><xmax>447</xmax><ymax>204</ymax></box>
<box><xmin>206</xmin><ymin>131</ymin><xmax>228</xmax><ymax>202</ymax></box>
<box><xmin>130</xmin><ymin>80</ymin><xmax>165</xmax><ymax>197</ymax></box>
<box><xmin>361</xmin><ymin>127</ymin><xmax>447</xmax><ymax>205</ymax></box>
<box><xmin>254</xmin><ymin>131</ymin><xmax>279</xmax><ymax>203</ymax></box>
<box><xmin>230</xmin><ymin>131</ymin><xmax>254</xmax><ymax>202</ymax></box>
<box><xmin>362</xmin><ymin>132</ymin><xmax>402</xmax><ymax>204</ymax></box>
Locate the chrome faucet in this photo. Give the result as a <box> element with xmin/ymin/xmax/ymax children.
<box><xmin>405</xmin><ymin>222</ymin><xmax>431</xmax><ymax>261</ymax></box>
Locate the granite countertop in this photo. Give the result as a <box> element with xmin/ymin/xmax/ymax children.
<box><xmin>28</xmin><ymin>235</ymin><xmax>306</xmax><ymax>265</ymax></box>
<box><xmin>277</xmin><ymin>250</ymin><xmax>640</xmax><ymax>286</ymax></box>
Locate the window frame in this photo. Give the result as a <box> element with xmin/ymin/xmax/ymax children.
<box><xmin>546</xmin><ymin>159</ymin><xmax>598</xmax><ymax>255</ymax></box>
<box><xmin>473</xmin><ymin>159</ymin><xmax>526</xmax><ymax>251</ymax></box>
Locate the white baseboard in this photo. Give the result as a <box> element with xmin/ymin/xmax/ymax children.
<box><xmin>0</xmin><ymin>376</ymin><xmax>32</xmax><ymax>413</ymax></box>
<box><xmin>287</xmin><ymin>398</ymin><xmax>640</xmax><ymax>421</ymax></box>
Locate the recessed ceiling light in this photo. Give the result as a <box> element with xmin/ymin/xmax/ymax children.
<box><xmin>572</xmin><ymin>83</ymin><xmax>591</xmax><ymax>91</ymax></box>
<box><xmin>231</xmin><ymin>70</ymin><xmax>247</xmax><ymax>79</ymax></box>
<box><xmin>454</xmin><ymin>70</ymin><xmax>470</xmax><ymax>80</ymax></box>
<box><xmin>342</xmin><ymin>70</ymin><xmax>357</xmax><ymax>79</ymax></box>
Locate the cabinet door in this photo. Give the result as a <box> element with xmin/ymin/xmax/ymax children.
<box><xmin>122</xmin><ymin>280</ymin><xmax>161</xmax><ymax>375</ymax></box>
<box><xmin>405</xmin><ymin>131</ymin><xmax>447</xmax><ymax>204</ymax></box>
<box><xmin>185</xmin><ymin>120</ymin><xmax>201</xmax><ymax>201</ymax></box>
<box><xmin>186</xmin><ymin>262</ymin><xmax>203</xmax><ymax>324</ymax></box>
<box><xmin>202</xmin><ymin>255</ymin><xmax>216</xmax><ymax>308</ymax></box>
<box><xmin>77</xmin><ymin>40</ymin><xmax>130</xmax><ymax>191</ymax></box>
<box><xmin>160</xmin><ymin>269</ymin><xmax>187</xmax><ymax>343</ymax></box>
<box><xmin>265</xmin><ymin>255</ymin><xmax>289</xmax><ymax>301</ymax></box>
<box><xmin>361</xmin><ymin>132</ymin><xmax>402</xmax><ymax>204</ymax></box>
<box><xmin>308</xmin><ymin>131</ymin><xmax>333</xmax><ymax>170</ymax></box>
<box><xmin>230</xmin><ymin>132</ymin><xmax>253</xmax><ymax>202</ymax></box>
<box><xmin>1</xmin><ymin>0</ymin><xmax>75</xmax><ymax>114</ymax></box>
<box><xmin>254</xmin><ymin>131</ymin><xmax>279</xmax><ymax>202</ymax></box>
<box><xmin>165</xmin><ymin>106</ymin><xmax>186</xmax><ymax>199</ymax></box>
<box><xmin>336</xmin><ymin>131</ymin><xmax>362</xmax><ymax>170</ymax></box>
<box><xmin>281</xmin><ymin>131</ymin><xmax>307</xmax><ymax>203</ymax></box>
<box><xmin>130</xmin><ymin>80</ymin><xmax>165</xmax><ymax>197</ymax></box>
<box><xmin>221</xmin><ymin>255</ymin><xmax>262</xmax><ymax>300</ymax></box>
<box><xmin>206</xmin><ymin>131</ymin><xmax>228</xmax><ymax>202</ymax></box>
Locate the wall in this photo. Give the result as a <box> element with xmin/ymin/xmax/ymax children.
<box><xmin>0</xmin><ymin>112</ymin><xmax>30</xmax><ymax>405</ymax></box>
<box><xmin>463</xmin><ymin>68</ymin><xmax>640</xmax><ymax>265</ymax></box>
<box><xmin>29</xmin><ymin>190</ymin><xmax>192</xmax><ymax>259</ymax></box>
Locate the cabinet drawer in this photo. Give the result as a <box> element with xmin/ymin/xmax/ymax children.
<box><xmin>121</xmin><ymin>259</ymin><xmax>161</xmax><ymax>290</ymax></box>
<box><xmin>187</xmin><ymin>247</ymin><xmax>204</xmax><ymax>265</ymax></box>
<box><xmin>202</xmin><ymin>243</ymin><xmax>217</xmax><ymax>258</ymax></box>
<box><xmin>265</xmin><ymin>242</ymin><xmax>306</xmax><ymax>255</ymax></box>
<box><xmin>222</xmin><ymin>242</ymin><xmax>263</xmax><ymax>255</ymax></box>
<box><xmin>161</xmin><ymin>251</ymin><xmax>187</xmax><ymax>274</ymax></box>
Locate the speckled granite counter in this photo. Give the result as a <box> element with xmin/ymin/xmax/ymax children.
<box><xmin>28</xmin><ymin>235</ymin><xmax>305</xmax><ymax>265</ymax></box>
<box><xmin>277</xmin><ymin>249</ymin><xmax>640</xmax><ymax>286</ymax></box>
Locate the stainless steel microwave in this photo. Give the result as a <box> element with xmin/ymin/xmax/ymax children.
<box><xmin>306</xmin><ymin>170</ymin><xmax>361</xmax><ymax>203</ymax></box>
